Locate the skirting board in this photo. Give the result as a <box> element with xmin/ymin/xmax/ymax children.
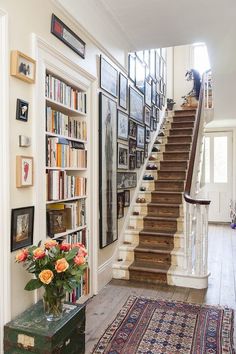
<box><xmin>97</xmin><ymin>257</ymin><xmax>114</xmax><ymax>292</ymax></box>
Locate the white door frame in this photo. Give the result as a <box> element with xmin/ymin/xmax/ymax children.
<box><xmin>0</xmin><ymin>8</ymin><xmax>10</xmax><ymax>354</ymax></box>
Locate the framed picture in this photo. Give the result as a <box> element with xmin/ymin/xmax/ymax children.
<box><xmin>146</xmin><ymin>127</ymin><xmax>151</xmax><ymax>143</ymax></box>
<box><xmin>129</xmin><ymin>138</ymin><xmax>136</xmax><ymax>155</ymax></box>
<box><xmin>129</xmin><ymin>119</ymin><xmax>137</xmax><ymax>139</ymax></box>
<box><xmin>150</xmin><ymin>117</ymin><xmax>154</xmax><ymax>132</ymax></box>
<box><xmin>129</xmin><ymin>155</ymin><xmax>136</xmax><ymax>170</ymax></box>
<box><xmin>140</xmin><ymin>151</ymin><xmax>144</xmax><ymax>164</ymax></box>
<box><xmin>136</xmin><ymin>150</ymin><xmax>141</xmax><ymax>168</ymax></box>
<box><xmin>153</xmin><ymin>119</ymin><xmax>158</xmax><ymax>131</ymax></box>
<box><xmin>156</xmin><ymin>93</ymin><xmax>161</xmax><ymax>109</ymax></box>
<box><xmin>128</xmin><ymin>54</ymin><xmax>136</xmax><ymax>82</ymax></box>
<box><xmin>117</xmin><ymin>110</ymin><xmax>128</xmax><ymax>141</ymax></box>
<box><xmin>135</xmin><ymin>58</ymin><xmax>145</xmax><ymax>93</ymax></box>
<box><xmin>47</xmin><ymin>210</ymin><xmax>66</xmax><ymax>236</ymax></box>
<box><xmin>16</xmin><ymin>156</ymin><xmax>33</xmax><ymax>188</ymax></box>
<box><xmin>99</xmin><ymin>92</ymin><xmax>117</xmax><ymax>248</ymax></box>
<box><xmin>117</xmin><ymin>192</ymin><xmax>124</xmax><ymax>219</ymax></box>
<box><xmin>117</xmin><ymin>172</ymin><xmax>137</xmax><ymax>189</ymax></box>
<box><xmin>119</xmin><ymin>73</ymin><xmax>128</xmax><ymax>110</ymax></box>
<box><xmin>100</xmin><ymin>56</ymin><xmax>118</xmax><ymax>98</ymax></box>
<box><xmin>137</xmin><ymin>125</ymin><xmax>145</xmax><ymax>149</ymax></box>
<box><xmin>144</xmin><ymin>106</ymin><xmax>151</xmax><ymax>127</ymax></box>
<box><xmin>136</xmin><ymin>50</ymin><xmax>144</xmax><ymax>61</ymax></box>
<box><xmin>151</xmin><ymin>80</ymin><xmax>157</xmax><ymax>105</ymax></box>
<box><xmin>129</xmin><ymin>87</ymin><xmax>144</xmax><ymax>124</ymax></box>
<box><xmin>156</xmin><ymin>51</ymin><xmax>161</xmax><ymax>80</ymax></box>
<box><xmin>145</xmin><ymin>81</ymin><xmax>152</xmax><ymax>107</ymax></box>
<box><xmin>124</xmin><ymin>190</ymin><xmax>130</xmax><ymax>207</ymax></box>
<box><xmin>11</xmin><ymin>206</ymin><xmax>34</xmax><ymax>252</ymax></box>
<box><xmin>10</xmin><ymin>51</ymin><xmax>36</xmax><ymax>84</ymax></box>
<box><xmin>117</xmin><ymin>143</ymin><xmax>129</xmax><ymax>170</ymax></box>
<box><xmin>144</xmin><ymin>50</ymin><xmax>150</xmax><ymax>66</ymax></box>
<box><xmin>51</xmin><ymin>14</ymin><xmax>86</xmax><ymax>59</ymax></box>
<box><xmin>144</xmin><ymin>143</ymin><xmax>149</xmax><ymax>158</ymax></box>
<box><xmin>150</xmin><ymin>49</ymin><xmax>156</xmax><ymax>79</ymax></box>
<box><xmin>16</xmin><ymin>99</ymin><xmax>29</xmax><ymax>122</ymax></box>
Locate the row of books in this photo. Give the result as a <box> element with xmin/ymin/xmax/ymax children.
<box><xmin>47</xmin><ymin>170</ymin><xmax>87</xmax><ymax>201</ymax></box>
<box><xmin>46</xmin><ymin>107</ymin><xmax>87</xmax><ymax>141</ymax></box>
<box><xmin>45</xmin><ymin>73</ymin><xmax>87</xmax><ymax>113</ymax></box>
<box><xmin>46</xmin><ymin>137</ymin><xmax>87</xmax><ymax>168</ymax></box>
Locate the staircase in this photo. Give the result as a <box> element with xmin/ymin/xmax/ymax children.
<box><xmin>113</xmin><ymin>109</ymin><xmax>196</xmax><ymax>284</ymax></box>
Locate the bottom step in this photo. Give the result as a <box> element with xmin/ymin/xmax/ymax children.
<box><xmin>129</xmin><ymin>262</ymin><xmax>169</xmax><ymax>284</ymax></box>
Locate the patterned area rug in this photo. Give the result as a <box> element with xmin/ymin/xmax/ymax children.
<box><xmin>92</xmin><ymin>295</ymin><xmax>235</xmax><ymax>354</ymax></box>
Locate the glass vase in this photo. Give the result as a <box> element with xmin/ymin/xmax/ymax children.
<box><xmin>43</xmin><ymin>287</ymin><xmax>65</xmax><ymax>321</ymax></box>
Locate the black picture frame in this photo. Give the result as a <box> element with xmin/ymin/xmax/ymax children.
<box><xmin>150</xmin><ymin>117</ymin><xmax>154</xmax><ymax>132</ymax></box>
<box><xmin>117</xmin><ymin>110</ymin><xmax>129</xmax><ymax>141</ymax></box>
<box><xmin>140</xmin><ymin>151</ymin><xmax>144</xmax><ymax>164</ymax></box>
<box><xmin>129</xmin><ymin>138</ymin><xmax>136</xmax><ymax>155</ymax></box>
<box><xmin>136</xmin><ymin>150</ymin><xmax>141</xmax><ymax>168</ymax></box>
<box><xmin>99</xmin><ymin>92</ymin><xmax>117</xmax><ymax>248</ymax></box>
<box><xmin>11</xmin><ymin>206</ymin><xmax>34</xmax><ymax>252</ymax></box>
<box><xmin>144</xmin><ymin>106</ymin><xmax>151</xmax><ymax>127</ymax></box>
<box><xmin>146</xmin><ymin>127</ymin><xmax>151</xmax><ymax>143</ymax></box>
<box><xmin>117</xmin><ymin>142</ymin><xmax>129</xmax><ymax>170</ymax></box>
<box><xmin>151</xmin><ymin>80</ymin><xmax>157</xmax><ymax>105</ymax></box>
<box><xmin>51</xmin><ymin>14</ymin><xmax>86</xmax><ymax>59</ymax></box>
<box><xmin>100</xmin><ymin>56</ymin><xmax>118</xmax><ymax>98</ymax></box>
<box><xmin>128</xmin><ymin>54</ymin><xmax>136</xmax><ymax>82</ymax></box>
<box><xmin>117</xmin><ymin>172</ymin><xmax>137</xmax><ymax>189</ymax></box>
<box><xmin>135</xmin><ymin>57</ymin><xmax>145</xmax><ymax>93</ymax></box>
<box><xmin>16</xmin><ymin>99</ymin><xmax>29</xmax><ymax>122</ymax></box>
<box><xmin>145</xmin><ymin>81</ymin><xmax>152</xmax><ymax>107</ymax></box>
<box><xmin>119</xmin><ymin>73</ymin><xmax>128</xmax><ymax>110</ymax></box>
<box><xmin>129</xmin><ymin>119</ymin><xmax>137</xmax><ymax>139</ymax></box>
<box><xmin>129</xmin><ymin>155</ymin><xmax>136</xmax><ymax>170</ymax></box>
<box><xmin>124</xmin><ymin>190</ymin><xmax>130</xmax><ymax>207</ymax></box>
<box><xmin>117</xmin><ymin>192</ymin><xmax>124</xmax><ymax>219</ymax></box>
<box><xmin>144</xmin><ymin>143</ymin><xmax>148</xmax><ymax>158</ymax></box>
<box><xmin>129</xmin><ymin>86</ymin><xmax>144</xmax><ymax>124</ymax></box>
<box><xmin>136</xmin><ymin>125</ymin><xmax>145</xmax><ymax>149</ymax></box>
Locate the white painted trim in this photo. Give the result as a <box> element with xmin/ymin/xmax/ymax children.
<box><xmin>168</xmin><ymin>269</ymin><xmax>210</xmax><ymax>289</ymax></box>
<box><xmin>0</xmin><ymin>8</ymin><xmax>10</xmax><ymax>354</ymax></box>
<box><xmin>97</xmin><ymin>256</ymin><xmax>115</xmax><ymax>292</ymax></box>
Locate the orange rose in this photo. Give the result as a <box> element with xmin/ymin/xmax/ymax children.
<box><xmin>33</xmin><ymin>248</ymin><xmax>45</xmax><ymax>259</ymax></box>
<box><xmin>60</xmin><ymin>242</ymin><xmax>71</xmax><ymax>252</ymax></box>
<box><xmin>55</xmin><ymin>258</ymin><xmax>69</xmax><ymax>273</ymax></box>
<box><xmin>72</xmin><ymin>242</ymin><xmax>84</xmax><ymax>249</ymax></box>
<box><xmin>39</xmin><ymin>269</ymin><xmax>54</xmax><ymax>284</ymax></box>
<box><xmin>15</xmin><ymin>249</ymin><xmax>28</xmax><ymax>262</ymax></box>
<box><xmin>44</xmin><ymin>239</ymin><xmax>58</xmax><ymax>249</ymax></box>
<box><xmin>78</xmin><ymin>246</ymin><xmax>87</xmax><ymax>257</ymax></box>
<box><xmin>74</xmin><ymin>255</ymin><xmax>86</xmax><ymax>266</ymax></box>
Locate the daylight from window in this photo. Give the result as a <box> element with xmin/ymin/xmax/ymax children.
<box><xmin>193</xmin><ymin>43</ymin><xmax>211</xmax><ymax>76</ymax></box>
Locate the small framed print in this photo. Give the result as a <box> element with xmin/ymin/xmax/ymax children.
<box><xmin>144</xmin><ymin>106</ymin><xmax>151</xmax><ymax>127</ymax></box>
<box><xmin>136</xmin><ymin>150</ymin><xmax>141</xmax><ymax>168</ymax></box>
<box><xmin>135</xmin><ymin>58</ymin><xmax>145</xmax><ymax>94</ymax></box>
<box><xmin>47</xmin><ymin>210</ymin><xmax>66</xmax><ymax>236</ymax></box>
<box><xmin>129</xmin><ymin>138</ymin><xmax>136</xmax><ymax>155</ymax></box>
<box><xmin>137</xmin><ymin>125</ymin><xmax>145</xmax><ymax>149</ymax></box>
<box><xmin>117</xmin><ymin>143</ymin><xmax>129</xmax><ymax>169</ymax></box>
<box><xmin>129</xmin><ymin>119</ymin><xmax>137</xmax><ymax>139</ymax></box>
<box><xmin>129</xmin><ymin>155</ymin><xmax>136</xmax><ymax>170</ymax></box>
<box><xmin>10</xmin><ymin>51</ymin><xmax>36</xmax><ymax>84</ymax></box>
<box><xmin>144</xmin><ymin>143</ymin><xmax>149</xmax><ymax>158</ymax></box>
<box><xmin>119</xmin><ymin>73</ymin><xmax>128</xmax><ymax>110</ymax></box>
<box><xmin>140</xmin><ymin>151</ymin><xmax>144</xmax><ymax>164</ymax></box>
<box><xmin>151</xmin><ymin>80</ymin><xmax>157</xmax><ymax>104</ymax></box>
<box><xmin>11</xmin><ymin>206</ymin><xmax>34</xmax><ymax>252</ymax></box>
<box><xmin>128</xmin><ymin>54</ymin><xmax>136</xmax><ymax>82</ymax></box>
<box><xmin>100</xmin><ymin>56</ymin><xmax>118</xmax><ymax>98</ymax></box>
<box><xmin>16</xmin><ymin>99</ymin><xmax>29</xmax><ymax>122</ymax></box>
<box><xmin>117</xmin><ymin>110</ymin><xmax>129</xmax><ymax>141</ymax></box>
<box><xmin>146</xmin><ymin>127</ymin><xmax>151</xmax><ymax>143</ymax></box>
<box><xmin>124</xmin><ymin>190</ymin><xmax>130</xmax><ymax>207</ymax></box>
<box><xmin>117</xmin><ymin>172</ymin><xmax>137</xmax><ymax>189</ymax></box>
<box><xmin>16</xmin><ymin>156</ymin><xmax>33</xmax><ymax>188</ymax></box>
<box><xmin>129</xmin><ymin>86</ymin><xmax>144</xmax><ymax>124</ymax></box>
<box><xmin>153</xmin><ymin>119</ymin><xmax>158</xmax><ymax>131</ymax></box>
<box><xmin>145</xmin><ymin>81</ymin><xmax>152</xmax><ymax>107</ymax></box>
<box><xmin>117</xmin><ymin>191</ymin><xmax>124</xmax><ymax>219</ymax></box>
<box><xmin>150</xmin><ymin>117</ymin><xmax>154</xmax><ymax>132</ymax></box>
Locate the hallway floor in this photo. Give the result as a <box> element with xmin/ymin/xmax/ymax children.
<box><xmin>86</xmin><ymin>224</ymin><xmax>236</xmax><ymax>353</ymax></box>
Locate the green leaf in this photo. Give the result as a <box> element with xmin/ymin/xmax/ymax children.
<box><xmin>65</xmin><ymin>248</ymin><xmax>78</xmax><ymax>261</ymax></box>
<box><xmin>24</xmin><ymin>279</ymin><xmax>42</xmax><ymax>291</ymax></box>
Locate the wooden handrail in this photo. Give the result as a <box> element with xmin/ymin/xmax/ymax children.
<box><xmin>183</xmin><ymin>83</ymin><xmax>211</xmax><ymax>205</ymax></box>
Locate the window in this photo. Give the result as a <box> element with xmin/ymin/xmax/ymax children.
<box><xmin>193</xmin><ymin>43</ymin><xmax>210</xmax><ymax>76</ymax></box>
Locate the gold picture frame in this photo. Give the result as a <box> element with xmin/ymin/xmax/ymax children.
<box><xmin>16</xmin><ymin>156</ymin><xmax>34</xmax><ymax>188</ymax></box>
<box><xmin>10</xmin><ymin>51</ymin><xmax>36</xmax><ymax>84</ymax></box>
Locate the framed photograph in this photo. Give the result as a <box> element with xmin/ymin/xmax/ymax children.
<box><xmin>117</xmin><ymin>192</ymin><xmax>124</xmax><ymax>219</ymax></box>
<box><xmin>135</xmin><ymin>58</ymin><xmax>145</xmax><ymax>93</ymax></box>
<box><xmin>124</xmin><ymin>190</ymin><xmax>130</xmax><ymax>207</ymax></box>
<box><xmin>144</xmin><ymin>106</ymin><xmax>151</xmax><ymax>127</ymax></box>
<box><xmin>129</xmin><ymin>86</ymin><xmax>144</xmax><ymax>123</ymax></box>
<box><xmin>145</xmin><ymin>81</ymin><xmax>152</xmax><ymax>107</ymax></box>
<box><xmin>141</xmin><ymin>151</ymin><xmax>144</xmax><ymax>164</ymax></box>
<box><xmin>117</xmin><ymin>172</ymin><xmax>137</xmax><ymax>189</ymax></box>
<box><xmin>144</xmin><ymin>143</ymin><xmax>149</xmax><ymax>158</ymax></box>
<box><xmin>150</xmin><ymin>117</ymin><xmax>154</xmax><ymax>132</ymax></box>
<box><xmin>128</xmin><ymin>54</ymin><xmax>136</xmax><ymax>82</ymax></box>
<box><xmin>117</xmin><ymin>143</ymin><xmax>129</xmax><ymax>170</ymax></box>
<box><xmin>16</xmin><ymin>99</ymin><xmax>29</xmax><ymax>122</ymax></box>
<box><xmin>10</xmin><ymin>51</ymin><xmax>36</xmax><ymax>84</ymax></box>
<box><xmin>51</xmin><ymin>14</ymin><xmax>86</xmax><ymax>59</ymax></box>
<box><xmin>100</xmin><ymin>56</ymin><xmax>118</xmax><ymax>98</ymax></box>
<box><xmin>146</xmin><ymin>127</ymin><xmax>151</xmax><ymax>143</ymax></box>
<box><xmin>11</xmin><ymin>206</ymin><xmax>34</xmax><ymax>252</ymax></box>
<box><xmin>16</xmin><ymin>156</ymin><xmax>33</xmax><ymax>188</ymax></box>
<box><xmin>151</xmin><ymin>80</ymin><xmax>157</xmax><ymax>105</ymax></box>
<box><xmin>129</xmin><ymin>155</ymin><xmax>136</xmax><ymax>170</ymax></box>
<box><xmin>137</xmin><ymin>125</ymin><xmax>145</xmax><ymax>149</ymax></box>
<box><xmin>47</xmin><ymin>210</ymin><xmax>66</xmax><ymax>236</ymax></box>
<box><xmin>153</xmin><ymin>119</ymin><xmax>158</xmax><ymax>131</ymax></box>
<box><xmin>117</xmin><ymin>110</ymin><xmax>128</xmax><ymax>141</ymax></box>
<box><xmin>156</xmin><ymin>51</ymin><xmax>161</xmax><ymax>80</ymax></box>
<box><xmin>119</xmin><ymin>73</ymin><xmax>128</xmax><ymax>110</ymax></box>
<box><xmin>129</xmin><ymin>119</ymin><xmax>137</xmax><ymax>139</ymax></box>
<box><xmin>156</xmin><ymin>93</ymin><xmax>161</xmax><ymax>109</ymax></box>
<box><xmin>129</xmin><ymin>138</ymin><xmax>136</xmax><ymax>155</ymax></box>
<box><xmin>99</xmin><ymin>92</ymin><xmax>117</xmax><ymax>248</ymax></box>
<box><xmin>136</xmin><ymin>150</ymin><xmax>141</xmax><ymax>168</ymax></box>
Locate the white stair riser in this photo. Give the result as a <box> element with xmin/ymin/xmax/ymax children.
<box><xmin>119</xmin><ymin>249</ymin><xmax>135</xmax><ymax>262</ymax></box>
<box><xmin>174</xmin><ymin>236</ymin><xmax>184</xmax><ymax>248</ymax></box>
<box><xmin>124</xmin><ymin>233</ymin><xmax>139</xmax><ymax>243</ymax></box>
<box><xmin>133</xmin><ymin>205</ymin><xmax>147</xmax><ymax>214</ymax></box>
<box><xmin>130</xmin><ymin>218</ymin><xmax>143</xmax><ymax>229</ymax></box>
<box><xmin>113</xmin><ymin>268</ymin><xmax>129</xmax><ymax>280</ymax></box>
<box><xmin>171</xmin><ymin>253</ymin><xmax>184</xmax><ymax>267</ymax></box>
<box><xmin>137</xmin><ymin>193</ymin><xmax>151</xmax><ymax>202</ymax></box>
<box><xmin>141</xmin><ymin>181</ymin><xmax>155</xmax><ymax>191</ymax></box>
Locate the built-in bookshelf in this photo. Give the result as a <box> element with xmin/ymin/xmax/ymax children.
<box><xmin>44</xmin><ymin>70</ymin><xmax>90</xmax><ymax>303</ymax></box>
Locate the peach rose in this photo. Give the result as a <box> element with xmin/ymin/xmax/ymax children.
<box><xmin>72</xmin><ymin>243</ymin><xmax>87</xmax><ymax>257</ymax></box>
<box><xmin>44</xmin><ymin>239</ymin><xmax>58</xmax><ymax>249</ymax></box>
<box><xmin>55</xmin><ymin>258</ymin><xmax>69</xmax><ymax>273</ymax></box>
<box><xmin>39</xmin><ymin>269</ymin><xmax>54</xmax><ymax>284</ymax></box>
<box><xmin>74</xmin><ymin>255</ymin><xmax>86</xmax><ymax>266</ymax></box>
<box><xmin>15</xmin><ymin>249</ymin><xmax>28</xmax><ymax>262</ymax></box>
<box><xmin>72</xmin><ymin>242</ymin><xmax>84</xmax><ymax>249</ymax></box>
<box><xmin>60</xmin><ymin>242</ymin><xmax>71</xmax><ymax>252</ymax></box>
<box><xmin>33</xmin><ymin>248</ymin><xmax>45</xmax><ymax>259</ymax></box>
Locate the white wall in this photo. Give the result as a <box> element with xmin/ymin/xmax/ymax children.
<box><xmin>166</xmin><ymin>47</ymin><xmax>174</xmax><ymax>100</ymax></box>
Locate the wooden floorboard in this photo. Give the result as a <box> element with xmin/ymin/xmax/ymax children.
<box><xmin>86</xmin><ymin>224</ymin><xmax>236</xmax><ymax>353</ymax></box>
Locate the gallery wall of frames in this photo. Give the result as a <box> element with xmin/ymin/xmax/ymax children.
<box><xmin>99</xmin><ymin>49</ymin><xmax>167</xmax><ymax>248</ymax></box>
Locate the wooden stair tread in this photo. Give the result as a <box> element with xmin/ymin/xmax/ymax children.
<box><xmin>152</xmin><ymin>190</ymin><xmax>183</xmax><ymax>194</ymax></box>
<box><xmin>144</xmin><ymin>216</ymin><xmax>178</xmax><ymax>221</ymax></box>
<box><xmin>158</xmin><ymin>169</ymin><xmax>187</xmax><ymax>172</ymax></box>
<box><xmin>165</xmin><ymin>142</ymin><xmax>191</xmax><ymax>145</ymax></box>
<box><xmin>140</xmin><ymin>230</ymin><xmax>175</xmax><ymax>237</ymax></box>
<box><xmin>156</xmin><ymin>179</ymin><xmax>185</xmax><ymax>183</ymax></box>
<box><xmin>135</xmin><ymin>246</ymin><xmax>172</xmax><ymax>254</ymax></box>
<box><xmin>160</xmin><ymin>160</ymin><xmax>189</xmax><ymax>163</ymax></box>
<box><xmin>167</xmin><ymin>135</ymin><xmax>193</xmax><ymax>138</ymax></box>
<box><xmin>148</xmin><ymin>203</ymin><xmax>181</xmax><ymax>207</ymax></box>
<box><xmin>130</xmin><ymin>262</ymin><xmax>169</xmax><ymax>273</ymax></box>
<box><xmin>163</xmin><ymin>151</ymin><xmax>190</xmax><ymax>154</ymax></box>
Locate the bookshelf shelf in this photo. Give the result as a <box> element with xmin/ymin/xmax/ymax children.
<box><xmin>45</xmin><ymin>97</ymin><xmax>87</xmax><ymax>117</ymax></box>
<box><xmin>46</xmin><ymin>196</ymin><xmax>87</xmax><ymax>204</ymax></box>
<box><xmin>45</xmin><ymin>131</ymin><xmax>87</xmax><ymax>144</ymax></box>
<box><xmin>46</xmin><ymin>167</ymin><xmax>87</xmax><ymax>171</ymax></box>
<box><xmin>52</xmin><ymin>225</ymin><xmax>87</xmax><ymax>239</ymax></box>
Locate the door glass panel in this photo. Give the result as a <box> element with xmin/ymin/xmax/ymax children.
<box><xmin>204</xmin><ymin>137</ymin><xmax>210</xmax><ymax>183</ymax></box>
<box><xmin>214</xmin><ymin>136</ymin><xmax>227</xmax><ymax>183</ymax></box>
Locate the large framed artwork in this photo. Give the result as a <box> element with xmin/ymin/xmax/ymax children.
<box><xmin>129</xmin><ymin>87</ymin><xmax>144</xmax><ymax>124</ymax></box>
<box><xmin>99</xmin><ymin>92</ymin><xmax>117</xmax><ymax>248</ymax></box>
<box><xmin>117</xmin><ymin>172</ymin><xmax>137</xmax><ymax>189</ymax></box>
<box><xmin>100</xmin><ymin>56</ymin><xmax>118</xmax><ymax>98</ymax></box>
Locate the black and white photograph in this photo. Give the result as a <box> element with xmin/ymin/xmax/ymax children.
<box><xmin>129</xmin><ymin>155</ymin><xmax>136</xmax><ymax>170</ymax></box>
<box><xmin>151</xmin><ymin>80</ymin><xmax>157</xmax><ymax>104</ymax></box>
<box><xmin>156</xmin><ymin>93</ymin><xmax>160</xmax><ymax>109</ymax></box>
<box><xmin>129</xmin><ymin>119</ymin><xmax>137</xmax><ymax>139</ymax></box>
<box><xmin>11</xmin><ymin>206</ymin><xmax>34</xmax><ymax>252</ymax></box>
<box><xmin>141</xmin><ymin>150</ymin><xmax>144</xmax><ymax>164</ymax></box>
<box><xmin>136</xmin><ymin>150</ymin><xmax>141</xmax><ymax>168</ymax></box>
<box><xmin>117</xmin><ymin>110</ymin><xmax>128</xmax><ymax>141</ymax></box>
<box><xmin>117</xmin><ymin>143</ymin><xmax>129</xmax><ymax>170</ymax></box>
<box><xmin>149</xmin><ymin>49</ymin><xmax>156</xmax><ymax>79</ymax></box>
<box><xmin>119</xmin><ymin>73</ymin><xmax>128</xmax><ymax>110</ymax></box>
<box><xmin>144</xmin><ymin>106</ymin><xmax>151</xmax><ymax>127</ymax></box>
<box><xmin>124</xmin><ymin>190</ymin><xmax>130</xmax><ymax>207</ymax></box>
<box><xmin>117</xmin><ymin>172</ymin><xmax>137</xmax><ymax>189</ymax></box>
<box><xmin>137</xmin><ymin>125</ymin><xmax>145</xmax><ymax>149</ymax></box>
<box><xmin>146</xmin><ymin>127</ymin><xmax>151</xmax><ymax>143</ymax></box>
<box><xmin>135</xmin><ymin>58</ymin><xmax>145</xmax><ymax>93</ymax></box>
<box><xmin>150</xmin><ymin>117</ymin><xmax>154</xmax><ymax>132</ymax></box>
<box><xmin>129</xmin><ymin>86</ymin><xmax>144</xmax><ymax>123</ymax></box>
<box><xmin>145</xmin><ymin>81</ymin><xmax>152</xmax><ymax>107</ymax></box>
<box><xmin>128</xmin><ymin>54</ymin><xmax>136</xmax><ymax>82</ymax></box>
<box><xmin>16</xmin><ymin>99</ymin><xmax>29</xmax><ymax>122</ymax></box>
<box><xmin>99</xmin><ymin>92</ymin><xmax>117</xmax><ymax>248</ymax></box>
<box><xmin>100</xmin><ymin>56</ymin><xmax>118</xmax><ymax>98</ymax></box>
<box><xmin>117</xmin><ymin>192</ymin><xmax>124</xmax><ymax>219</ymax></box>
<box><xmin>144</xmin><ymin>143</ymin><xmax>149</xmax><ymax>158</ymax></box>
<box><xmin>129</xmin><ymin>138</ymin><xmax>136</xmax><ymax>155</ymax></box>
